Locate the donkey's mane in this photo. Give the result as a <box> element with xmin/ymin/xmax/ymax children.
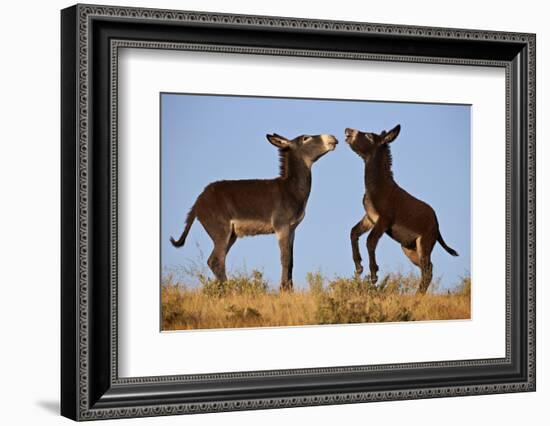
<box><xmin>381</xmin><ymin>145</ymin><xmax>394</xmax><ymax>178</ymax></box>
<box><xmin>378</xmin><ymin>145</ymin><xmax>393</xmax><ymax>179</ymax></box>
<box><xmin>366</xmin><ymin>145</ymin><xmax>394</xmax><ymax>184</ymax></box>
<box><xmin>278</xmin><ymin>148</ymin><xmax>290</xmax><ymax>178</ymax></box>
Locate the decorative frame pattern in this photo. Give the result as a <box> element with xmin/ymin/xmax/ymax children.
<box><xmin>61</xmin><ymin>4</ymin><xmax>536</xmax><ymax>421</ymax></box>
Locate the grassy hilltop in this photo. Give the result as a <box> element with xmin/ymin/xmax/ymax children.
<box><xmin>161</xmin><ymin>269</ymin><xmax>471</xmax><ymax>331</ymax></box>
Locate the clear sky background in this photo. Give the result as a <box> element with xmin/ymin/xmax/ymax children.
<box><xmin>161</xmin><ymin>93</ymin><xmax>470</xmax><ymax>290</ymax></box>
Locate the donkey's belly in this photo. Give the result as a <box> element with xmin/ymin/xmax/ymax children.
<box><xmin>387</xmin><ymin>224</ymin><xmax>418</xmax><ymax>247</ymax></box>
<box><xmin>232</xmin><ymin>219</ymin><xmax>274</xmax><ymax>237</ymax></box>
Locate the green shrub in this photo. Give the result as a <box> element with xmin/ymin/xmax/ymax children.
<box><xmin>314</xmin><ymin>273</ymin><xmax>419</xmax><ymax>324</ymax></box>
<box><xmin>454</xmin><ymin>275</ymin><xmax>471</xmax><ymax>297</ymax></box>
<box><xmin>201</xmin><ymin>269</ymin><xmax>269</xmax><ymax>297</ymax></box>
<box><xmin>306</xmin><ymin>271</ymin><xmax>325</xmax><ymax>295</ymax></box>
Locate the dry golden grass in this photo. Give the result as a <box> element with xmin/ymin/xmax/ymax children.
<box><xmin>161</xmin><ymin>270</ymin><xmax>471</xmax><ymax>331</ymax></box>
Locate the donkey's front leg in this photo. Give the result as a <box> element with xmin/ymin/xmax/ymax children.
<box><xmin>366</xmin><ymin>220</ymin><xmax>387</xmax><ymax>284</ymax></box>
<box><xmin>350</xmin><ymin>215</ymin><xmax>374</xmax><ymax>275</ymax></box>
<box><xmin>276</xmin><ymin>226</ymin><xmax>295</xmax><ymax>292</ymax></box>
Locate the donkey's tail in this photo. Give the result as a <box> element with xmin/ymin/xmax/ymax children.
<box><xmin>437</xmin><ymin>231</ymin><xmax>459</xmax><ymax>257</ymax></box>
<box><xmin>170</xmin><ymin>205</ymin><xmax>197</xmax><ymax>248</ymax></box>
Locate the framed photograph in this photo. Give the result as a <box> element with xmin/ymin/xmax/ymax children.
<box><xmin>61</xmin><ymin>4</ymin><xmax>536</xmax><ymax>421</ymax></box>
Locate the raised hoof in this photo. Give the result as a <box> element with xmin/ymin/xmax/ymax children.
<box><xmin>354</xmin><ymin>265</ymin><xmax>364</xmax><ymax>276</ymax></box>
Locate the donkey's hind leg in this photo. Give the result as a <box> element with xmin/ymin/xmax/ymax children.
<box><xmin>350</xmin><ymin>215</ymin><xmax>374</xmax><ymax>275</ymax></box>
<box><xmin>418</xmin><ymin>260</ymin><xmax>433</xmax><ymax>295</ymax></box>
<box><xmin>401</xmin><ymin>245</ymin><xmax>420</xmax><ymax>267</ymax></box>
<box><xmin>205</xmin><ymin>223</ymin><xmax>235</xmax><ymax>283</ymax></box>
<box><xmin>207</xmin><ymin>246</ymin><xmax>227</xmax><ymax>282</ymax></box>
<box><xmin>416</xmin><ymin>236</ymin><xmax>435</xmax><ymax>294</ymax></box>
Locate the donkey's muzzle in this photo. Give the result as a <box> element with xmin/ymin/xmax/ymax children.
<box><xmin>345</xmin><ymin>128</ymin><xmax>358</xmax><ymax>143</ymax></box>
<box><xmin>321</xmin><ymin>134</ymin><xmax>338</xmax><ymax>151</ymax></box>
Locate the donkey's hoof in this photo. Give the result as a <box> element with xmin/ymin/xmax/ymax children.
<box><xmin>280</xmin><ymin>281</ymin><xmax>294</xmax><ymax>292</ymax></box>
<box><xmin>370</xmin><ymin>273</ymin><xmax>378</xmax><ymax>284</ymax></box>
<box><xmin>416</xmin><ymin>286</ymin><xmax>429</xmax><ymax>295</ymax></box>
<box><xmin>355</xmin><ymin>265</ymin><xmax>364</xmax><ymax>275</ymax></box>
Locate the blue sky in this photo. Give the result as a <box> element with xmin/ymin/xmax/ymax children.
<box><xmin>161</xmin><ymin>93</ymin><xmax>470</xmax><ymax>290</ymax></box>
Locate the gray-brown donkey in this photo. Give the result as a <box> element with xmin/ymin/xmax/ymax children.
<box><xmin>345</xmin><ymin>125</ymin><xmax>458</xmax><ymax>294</ymax></box>
<box><xmin>170</xmin><ymin>133</ymin><xmax>338</xmax><ymax>291</ymax></box>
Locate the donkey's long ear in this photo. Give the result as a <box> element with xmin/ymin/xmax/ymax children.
<box><xmin>266</xmin><ymin>133</ymin><xmax>291</xmax><ymax>149</ymax></box>
<box><xmin>382</xmin><ymin>124</ymin><xmax>401</xmax><ymax>144</ymax></box>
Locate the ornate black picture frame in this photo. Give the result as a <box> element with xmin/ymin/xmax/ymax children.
<box><xmin>61</xmin><ymin>4</ymin><xmax>536</xmax><ymax>421</ymax></box>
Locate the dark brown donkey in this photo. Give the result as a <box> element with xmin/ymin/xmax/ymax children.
<box><xmin>345</xmin><ymin>125</ymin><xmax>458</xmax><ymax>294</ymax></box>
<box><xmin>170</xmin><ymin>133</ymin><xmax>338</xmax><ymax>291</ymax></box>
